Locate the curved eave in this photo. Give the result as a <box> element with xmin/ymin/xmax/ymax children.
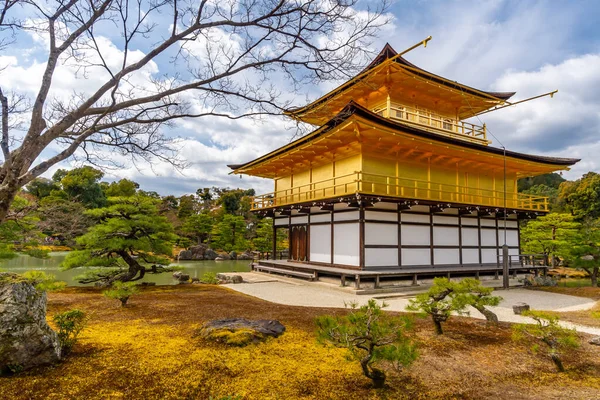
<box><xmin>285</xmin><ymin>43</ymin><xmax>515</xmax><ymax>120</ymax></box>
<box><xmin>233</xmin><ymin>101</ymin><xmax>579</xmax><ymax>175</ymax></box>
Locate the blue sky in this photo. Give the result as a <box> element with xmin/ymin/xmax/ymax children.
<box><xmin>2</xmin><ymin>0</ymin><xmax>600</xmax><ymax>196</ymax></box>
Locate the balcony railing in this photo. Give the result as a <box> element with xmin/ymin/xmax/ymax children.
<box><xmin>374</xmin><ymin>103</ymin><xmax>488</xmax><ymax>144</ymax></box>
<box><xmin>252</xmin><ymin>171</ymin><xmax>548</xmax><ymax>212</ymax></box>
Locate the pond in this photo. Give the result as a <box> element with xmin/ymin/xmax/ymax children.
<box><xmin>0</xmin><ymin>252</ymin><xmax>252</xmax><ymax>286</ymax></box>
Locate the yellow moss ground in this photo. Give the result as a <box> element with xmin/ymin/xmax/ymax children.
<box><xmin>1</xmin><ymin>285</ymin><xmax>600</xmax><ymax>399</ymax></box>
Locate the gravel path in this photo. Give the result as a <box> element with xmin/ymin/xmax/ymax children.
<box><xmin>224</xmin><ymin>273</ymin><xmax>600</xmax><ymax>336</ymax></box>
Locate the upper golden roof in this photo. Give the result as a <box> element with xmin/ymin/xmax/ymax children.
<box><xmin>285</xmin><ymin>43</ymin><xmax>516</xmax><ymax>125</ymax></box>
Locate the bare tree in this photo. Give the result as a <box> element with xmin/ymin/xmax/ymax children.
<box><xmin>0</xmin><ymin>0</ymin><xmax>389</xmax><ymax>222</ymax></box>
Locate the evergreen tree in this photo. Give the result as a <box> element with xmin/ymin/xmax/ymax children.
<box><xmin>520</xmin><ymin>213</ymin><xmax>580</xmax><ymax>266</ymax></box>
<box><xmin>61</xmin><ymin>194</ymin><xmax>178</xmax><ymax>285</ymax></box>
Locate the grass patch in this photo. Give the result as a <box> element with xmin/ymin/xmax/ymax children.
<box><xmin>1</xmin><ymin>285</ymin><xmax>599</xmax><ymax>399</ymax></box>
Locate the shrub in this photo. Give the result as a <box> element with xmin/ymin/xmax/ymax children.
<box><xmin>201</xmin><ymin>272</ymin><xmax>219</xmax><ymax>284</ymax></box>
<box><xmin>23</xmin><ymin>248</ymin><xmax>51</xmax><ymax>259</ymax></box>
<box><xmin>103</xmin><ymin>281</ymin><xmax>139</xmax><ymax>307</ymax></box>
<box><xmin>512</xmin><ymin>310</ymin><xmax>579</xmax><ymax>372</ymax></box>
<box><xmin>522</xmin><ymin>275</ymin><xmax>558</xmax><ymax>287</ymax></box>
<box><xmin>316</xmin><ymin>299</ymin><xmax>417</xmax><ymax>388</ymax></box>
<box><xmin>53</xmin><ymin>309</ymin><xmax>87</xmax><ymax>354</ymax></box>
<box><xmin>22</xmin><ymin>270</ymin><xmax>67</xmax><ymax>292</ymax></box>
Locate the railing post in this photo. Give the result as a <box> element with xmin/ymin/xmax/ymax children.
<box><xmin>502</xmin><ymin>245</ymin><xmax>510</xmax><ymax>290</ymax></box>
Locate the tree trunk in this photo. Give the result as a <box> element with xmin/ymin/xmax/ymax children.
<box><xmin>550</xmin><ymin>353</ymin><xmax>565</xmax><ymax>372</ymax></box>
<box><xmin>111</xmin><ymin>250</ymin><xmax>144</xmax><ymax>283</ymax></box>
<box><xmin>474</xmin><ymin>305</ymin><xmax>499</xmax><ymax>324</ymax></box>
<box><xmin>0</xmin><ymin>182</ymin><xmax>20</xmax><ymax>223</ymax></box>
<box><xmin>433</xmin><ymin>318</ymin><xmax>444</xmax><ymax>335</ymax></box>
<box><xmin>591</xmin><ymin>267</ymin><xmax>598</xmax><ymax>287</ymax></box>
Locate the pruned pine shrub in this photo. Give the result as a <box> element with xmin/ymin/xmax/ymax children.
<box><xmin>103</xmin><ymin>281</ymin><xmax>139</xmax><ymax>307</ymax></box>
<box><xmin>316</xmin><ymin>299</ymin><xmax>417</xmax><ymax>388</ymax></box>
<box><xmin>201</xmin><ymin>272</ymin><xmax>219</xmax><ymax>284</ymax></box>
<box><xmin>53</xmin><ymin>309</ymin><xmax>87</xmax><ymax>354</ymax></box>
<box><xmin>512</xmin><ymin>310</ymin><xmax>579</xmax><ymax>372</ymax></box>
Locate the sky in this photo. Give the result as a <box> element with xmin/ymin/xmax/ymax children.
<box><xmin>1</xmin><ymin>0</ymin><xmax>600</xmax><ymax>196</ymax></box>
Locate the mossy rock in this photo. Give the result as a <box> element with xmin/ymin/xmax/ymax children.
<box><xmin>197</xmin><ymin>319</ymin><xmax>285</xmax><ymax>347</ymax></box>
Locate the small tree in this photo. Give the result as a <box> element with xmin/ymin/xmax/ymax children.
<box><xmin>406</xmin><ymin>278</ymin><xmax>471</xmax><ymax>335</ymax></box>
<box><xmin>103</xmin><ymin>281</ymin><xmax>139</xmax><ymax>307</ymax></box>
<box><xmin>316</xmin><ymin>299</ymin><xmax>417</xmax><ymax>388</ymax></box>
<box><xmin>460</xmin><ymin>278</ymin><xmax>502</xmax><ymax>324</ymax></box>
<box><xmin>512</xmin><ymin>311</ymin><xmax>579</xmax><ymax>372</ymax></box>
<box><xmin>53</xmin><ymin>309</ymin><xmax>88</xmax><ymax>354</ymax></box>
<box><xmin>21</xmin><ymin>271</ymin><xmax>67</xmax><ymax>292</ymax></box>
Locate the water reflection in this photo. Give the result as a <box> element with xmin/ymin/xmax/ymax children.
<box><xmin>0</xmin><ymin>252</ymin><xmax>252</xmax><ymax>286</ymax></box>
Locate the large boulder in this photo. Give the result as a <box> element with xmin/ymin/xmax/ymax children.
<box><xmin>178</xmin><ymin>244</ymin><xmax>218</xmax><ymax>260</ymax></box>
<box><xmin>172</xmin><ymin>271</ymin><xmax>190</xmax><ymax>283</ymax></box>
<box><xmin>216</xmin><ymin>273</ymin><xmax>243</xmax><ymax>284</ymax></box>
<box><xmin>237</xmin><ymin>251</ymin><xmax>254</xmax><ymax>260</ymax></box>
<box><xmin>216</xmin><ymin>252</ymin><xmax>231</xmax><ymax>261</ymax></box>
<box><xmin>197</xmin><ymin>318</ymin><xmax>285</xmax><ymax>346</ymax></box>
<box><xmin>0</xmin><ymin>273</ymin><xmax>61</xmax><ymax>374</ymax></box>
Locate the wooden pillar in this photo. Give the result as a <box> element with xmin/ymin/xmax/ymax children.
<box><xmin>355</xmin><ymin>275</ymin><xmax>361</xmax><ymax>289</ymax></box>
<box><xmin>272</xmin><ymin>222</ymin><xmax>277</xmax><ymax>261</ymax></box>
<box><xmin>340</xmin><ymin>274</ymin><xmax>346</xmax><ymax>287</ymax></box>
<box><xmin>359</xmin><ymin>206</ymin><xmax>365</xmax><ymax>269</ymax></box>
<box><xmin>412</xmin><ymin>274</ymin><xmax>418</xmax><ymax>286</ymax></box>
<box><xmin>374</xmin><ymin>275</ymin><xmax>380</xmax><ymax>289</ymax></box>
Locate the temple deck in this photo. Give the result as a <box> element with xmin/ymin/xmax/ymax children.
<box><xmin>254</xmin><ymin>260</ymin><xmax>547</xmax><ymax>290</ymax></box>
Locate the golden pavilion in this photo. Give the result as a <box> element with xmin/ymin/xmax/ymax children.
<box><xmin>229</xmin><ymin>42</ymin><xmax>578</xmax><ymax>285</ymax></box>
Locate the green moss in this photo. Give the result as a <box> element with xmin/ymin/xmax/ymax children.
<box><xmin>206</xmin><ymin>328</ymin><xmax>262</xmax><ymax>347</ymax></box>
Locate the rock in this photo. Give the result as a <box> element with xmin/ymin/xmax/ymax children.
<box><xmin>589</xmin><ymin>336</ymin><xmax>600</xmax><ymax>346</ymax></box>
<box><xmin>172</xmin><ymin>271</ymin><xmax>190</xmax><ymax>283</ymax></box>
<box><xmin>229</xmin><ymin>251</ymin><xmax>237</xmax><ymax>260</ymax></box>
<box><xmin>191</xmin><ymin>277</ymin><xmax>200</xmax><ymax>283</ymax></box>
<box><xmin>198</xmin><ymin>318</ymin><xmax>285</xmax><ymax>346</ymax></box>
<box><xmin>138</xmin><ymin>282</ymin><xmax>156</xmax><ymax>287</ymax></box>
<box><xmin>216</xmin><ymin>273</ymin><xmax>243</xmax><ymax>284</ymax></box>
<box><xmin>215</xmin><ymin>257</ymin><xmax>225</xmax><ymax>261</ymax></box>
<box><xmin>177</xmin><ymin>244</ymin><xmax>218</xmax><ymax>260</ymax></box>
<box><xmin>513</xmin><ymin>302</ymin><xmax>530</xmax><ymax>315</ymax></box>
<box><xmin>217</xmin><ymin>252</ymin><xmax>231</xmax><ymax>261</ymax></box>
<box><xmin>0</xmin><ymin>273</ymin><xmax>61</xmax><ymax>374</ymax></box>
<box><xmin>237</xmin><ymin>251</ymin><xmax>254</xmax><ymax>260</ymax></box>
<box><xmin>177</xmin><ymin>250</ymin><xmax>192</xmax><ymax>260</ymax></box>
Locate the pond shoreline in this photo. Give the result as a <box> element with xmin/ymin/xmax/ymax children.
<box><xmin>1</xmin><ymin>252</ymin><xmax>252</xmax><ymax>286</ymax></box>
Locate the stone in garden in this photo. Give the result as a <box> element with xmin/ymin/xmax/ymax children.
<box><xmin>191</xmin><ymin>277</ymin><xmax>200</xmax><ymax>283</ymax></box>
<box><xmin>216</xmin><ymin>273</ymin><xmax>243</xmax><ymax>284</ymax></box>
<box><xmin>172</xmin><ymin>271</ymin><xmax>190</xmax><ymax>283</ymax></box>
<box><xmin>138</xmin><ymin>282</ymin><xmax>156</xmax><ymax>286</ymax></box>
<box><xmin>198</xmin><ymin>318</ymin><xmax>285</xmax><ymax>346</ymax></box>
<box><xmin>237</xmin><ymin>251</ymin><xmax>254</xmax><ymax>260</ymax></box>
<box><xmin>589</xmin><ymin>336</ymin><xmax>600</xmax><ymax>346</ymax></box>
<box><xmin>217</xmin><ymin>252</ymin><xmax>231</xmax><ymax>261</ymax></box>
<box><xmin>512</xmin><ymin>302</ymin><xmax>530</xmax><ymax>315</ymax></box>
<box><xmin>0</xmin><ymin>273</ymin><xmax>61</xmax><ymax>374</ymax></box>
<box><xmin>177</xmin><ymin>244</ymin><xmax>218</xmax><ymax>260</ymax></box>
<box><xmin>229</xmin><ymin>251</ymin><xmax>237</xmax><ymax>260</ymax></box>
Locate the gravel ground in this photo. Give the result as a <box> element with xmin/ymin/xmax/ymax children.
<box><xmin>225</xmin><ymin>273</ymin><xmax>600</xmax><ymax>336</ymax></box>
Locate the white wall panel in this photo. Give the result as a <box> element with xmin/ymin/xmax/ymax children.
<box><xmin>462</xmin><ymin>249</ymin><xmax>479</xmax><ymax>264</ymax></box>
<box><xmin>310</xmin><ymin>213</ymin><xmax>331</xmax><ymax>223</ymax></box>
<box><xmin>461</xmin><ymin>218</ymin><xmax>478</xmax><ymax>226</ymax></box>
<box><xmin>433</xmin><ymin>215</ymin><xmax>459</xmax><ymax>225</ymax></box>
<box><xmin>274</xmin><ymin>218</ymin><xmax>289</xmax><ymax>226</ymax></box>
<box><xmin>365</xmin><ymin>210</ymin><xmax>398</xmax><ymax>222</ymax></box>
<box><xmin>482</xmin><ymin>249</ymin><xmax>498</xmax><ymax>264</ymax></box>
<box><xmin>497</xmin><ymin>229</ymin><xmax>519</xmax><ymax>247</ymax></box>
<box><xmin>433</xmin><ymin>226</ymin><xmax>459</xmax><ymax>246</ymax></box>
<box><xmin>480</xmin><ymin>219</ymin><xmax>496</xmax><ymax>227</ymax></box>
<box><xmin>365</xmin><ymin>248</ymin><xmax>398</xmax><ymax>267</ymax></box>
<box><xmin>401</xmin><ymin>225</ymin><xmax>430</xmax><ymax>245</ymax></box>
<box><xmin>411</xmin><ymin>205</ymin><xmax>430</xmax><ymax>212</ymax></box>
<box><xmin>506</xmin><ymin>220</ymin><xmax>518</xmax><ymax>228</ymax></box>
<box><xmin>334</xmin><ymin>223</ymin><xmax>359</xmax><ymax>266</ymax></box>
<box><xmin>401</xmin><ymin>213</ymin><xmax>430</xmax><ymax>223</ymax></box>
<box><xmin>334</xmin><ymin>210</ymin><xmax>359</xmax><ymax>221</ymax></box>
<box><xmin>481</xmin><ymin>229</ymin><xmax>497</xmax><ymax>246</ymax></box>
<box><xmin>290</xmin><ymin>215</ymin><xmax>308</xmax><ymax>224</ymax></box>
<box><xmin>309</xmin><ymin>225</ymin><xmax>331</xmax><ymax>263</ymax></box>
<box><xmin>365</xmin><ymin>223</ymin><xmax>397</xmax><ymax>246</ymax></box>
<box><xmin>401</xmin><ymin>249</ymin><xmax>431</xmax><ymax>266</ymax></box>
<box><xmin>461</xmin><ymin>227</ymin><xmax>479</xmax><ymax>246</ymax></box>
<box><xmin>434</xmin><ymin>249</ymin><xmax>460</xmax><ymax>265</ymax></box>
